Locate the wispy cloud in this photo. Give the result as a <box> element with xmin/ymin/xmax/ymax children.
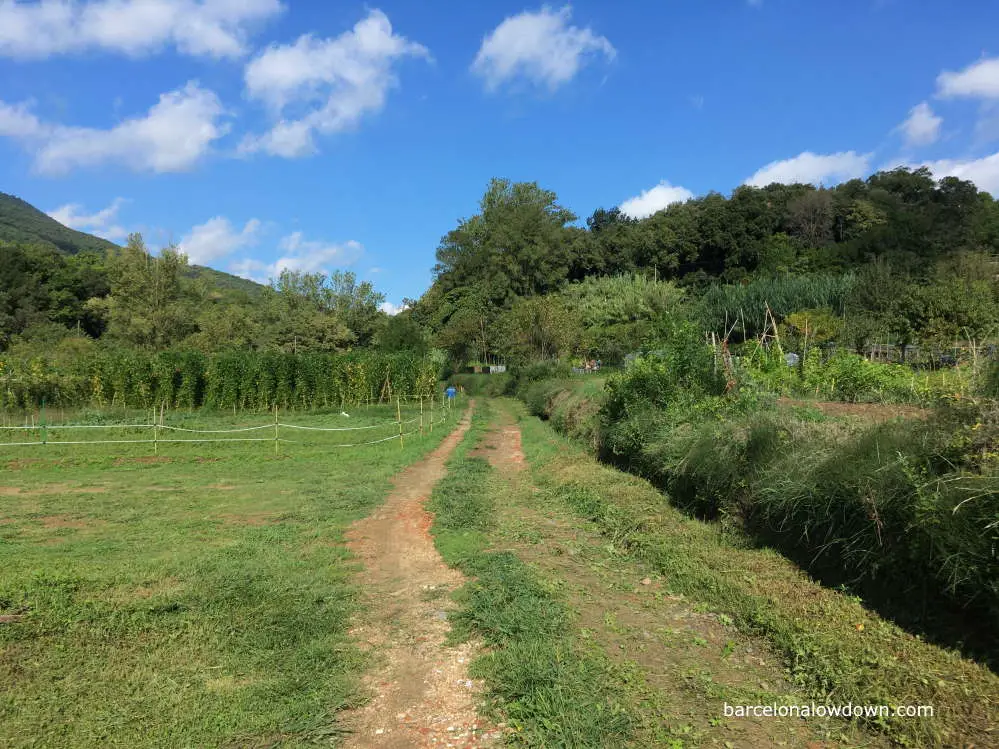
<box><xmin>0</xmin><ymin>0</ymin><xmax>283</xmax><ymax>60</ymax></box>
<box><xmin>48</xmin><ymin>197</ymin><xmax>128</xmax><ymax>242</ymax></box>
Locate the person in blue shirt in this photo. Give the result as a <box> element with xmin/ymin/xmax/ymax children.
<box><xmin>445</xmin><ymin>385</ymin><xmax>457</xmax><ymax>401</ymax></box>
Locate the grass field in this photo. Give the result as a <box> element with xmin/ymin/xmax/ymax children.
<box><xmin>0</xmin><ymin>403</ymin><xmax>459</xmax><ymax>748</ymax></box>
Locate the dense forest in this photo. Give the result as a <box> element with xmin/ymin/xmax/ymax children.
<box><xmin>412</xmin><ymin>168</ymin><xmax>999</xmax><ymax>366</ymax></box>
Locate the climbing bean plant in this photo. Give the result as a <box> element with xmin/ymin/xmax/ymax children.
<box><xmin>0</xmin><ymin>349</ymin><xmax>442</xmax><ymax>410</ymax></box>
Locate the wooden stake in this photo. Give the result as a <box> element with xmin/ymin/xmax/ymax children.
<box><xmin>274</xmin><ymin>404</ymin><xmax>279</xmax><ymax>455</ymax></box>
<box><xmin>397</xmin><ymin>396</ymin><xmax>404</xmax><ymax>449</ymax></box>
<box><xmin>419</xmin><ymin>396</ymin><xmax>424</xmax><ymax>437</ymax></box>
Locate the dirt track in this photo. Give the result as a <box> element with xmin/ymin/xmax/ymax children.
<box><xmin>341</xmin><ymin>403</ymin><xmax>498</xmax><ymax>749</ymax></box>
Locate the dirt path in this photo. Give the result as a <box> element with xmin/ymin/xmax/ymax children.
<box><xmin>479</xmin><ymin>403</ymin><xmax>883</xmax><ymax>748</ymax></box>
<box><xmin>341</xmin><ymin>403</ymin><xmax>498</xmax><ymax>749</ymax></box>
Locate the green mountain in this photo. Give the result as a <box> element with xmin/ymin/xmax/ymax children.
<box><xmin>0</xmin><ymin>192</ymin><xmax>118</xmax><ymax>255</ymax></box>
<box><xmin>0</xmin><ymin>191</ymin><xmax>263</xmax><ymax>296</ymax></box>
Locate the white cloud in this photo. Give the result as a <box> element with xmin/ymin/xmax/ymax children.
<box><xmin>379</xmin><ymin>301</ymin><xmax>406</xmax><ymax>316</ymax></box>
<box><xmin>898</xmin><ymin>101</ymin><xmax>941</xmax><ymax>147</ymax></box>
<box><xmin>0</xmin><ymin>100</ymin><xmax>45</xmax><ymax>138</ymax></box>
<box><xmin>472</xmin><ymin>6</ymin><xmax>615</xmax><ymax>91</ymax></box>
<box><xmin>0</xmin><ymin>0</ymin><xmax>283</xmax><ymax>60</ymax></box>
<box><xmin>619</xmin><ymin>181</ymin><xmax>694</xmax><ymax>219</ymax></box>
<box><xmin>231</xmin><ymin>231</ymin><xmax>364</xmax><ymax>282</ymax></box>
<box><xmin>178</xmin><ymin>216</ymin><xmax>260</xmax><ymax>264</ymax></box>
<box><xmin>746</xmin><ymin>150</ymin><xmax>870</xmax><ymax>187</ymax></box>
<box><xmin>0</xmin><ymin>82</ymin><xmax>228</xmax><ymax>175</ymax></box>
<box><xmin>240</xmin><ymin>10</ymin><xmax>429</xmax><ymax>158</ymax></box>
<box><xmin>909</xmin><ymin>152</ymin><xmax>999</xmax><ymax>195</ymax></box>
<box><xmin>48</xmin><ymin>197</ymin><xmax>129</xmax><ymax>241</ymax></box>
<box><xmin>937</xmin><ymin>57</ymin><xmax>999</xmax><ymax>99</ymax></box>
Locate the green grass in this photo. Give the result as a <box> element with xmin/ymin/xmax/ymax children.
<box><xmin>0</xmin><ymin>404</ymin><xmax>462</xmax><ymax>748</ymax></box>
<box><xmin>427</xmin><ymin>402</ymin><xmax>634</xmax><ymax>747</ymax></box>
<box><xmin>509</xmin><ymin>397</ymin><xmax>999</xmax><ymax>748</ymax></box>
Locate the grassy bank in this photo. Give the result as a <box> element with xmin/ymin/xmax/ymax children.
<box><xmin>0</xmin><ymin>408</ymin><xmax>461</xmax><ymax>747</ymax></box>
<box><xmin>519</xmin><ymin>363</ymin><xmax>999</xmax><ymax>665</ymax></box>
<box><xmin>511</xmin><ymin>398</ymin><xmax>999</xmax><ymax>747</ymax></box>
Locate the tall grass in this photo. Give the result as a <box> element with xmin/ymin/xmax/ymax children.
<box><xmin>698</xmin><ymin>274</ymin><xmax>857</xmax><ymax>339</ymax></box>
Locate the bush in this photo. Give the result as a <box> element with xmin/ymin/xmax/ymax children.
<box><xmin>451</xmin><ymin>373</ymin><xmax>512</xmax><ymax>397</ymax></box>
<box><xmin>603</xmin><ymin>320</ymin><xmax>726</xmax><ymax>422</ymax></box>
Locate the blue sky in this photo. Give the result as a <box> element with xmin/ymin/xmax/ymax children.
<box><xmin>2</xmin><ymin>1</ymin><xmax>999</xmax><ymax>311</ymax></box>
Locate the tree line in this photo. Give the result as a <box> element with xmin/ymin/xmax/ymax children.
<box><xmin>411</xmin><ymin>170</ymin><xmax>999</xmax><ymax>364</ymax></box>
<box><xmin>0</xmin><ymin>233</ymin><xmax>426</xmax><ymax>360</ymax></box>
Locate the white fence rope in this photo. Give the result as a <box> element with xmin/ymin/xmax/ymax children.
<box><xmin>0</xmin><ymin>405</ymin><xmax>454</xmax><ymax>450</ymax></box>
<box><xmin>158</xmin><ymin>424</ymin><xmax>274</xmax><ymax>434</ymax></box>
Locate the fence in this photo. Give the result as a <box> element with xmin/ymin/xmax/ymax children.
<box><xmin>0</xmin><ymin>394</ymin><xmax>459</xmax><ymax>454</ymax></box>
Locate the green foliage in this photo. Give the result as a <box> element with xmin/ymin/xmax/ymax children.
<box><xmin>523</xmin><ymin>370</ymin><xmax>999</xmax><ymax>663</ymax></box>
<box><xmin>559</xmin><ymin>274</ymin><xmax>685</xmax><ymax>362</ymax></box>
<box><xmin>450</xmin><ymin>373</ymin><xmax>512</xmax><ymax>397</ymax></box>
<box><xmin>737</xmin><ymin>346</ymin><xmax>970</xmax><ymax>404</ymax></box>
<box><xmin>697</xmin><ymin>274</ymin><xmax>856</xmax><ymax>340</ymax></box>
<box><xmin>603</xmin><ymin>320</ymin><xmax>726</xmax><ymax>421</ymax></box>
<box><xmin>515</xmin><ymin>405</ymin><xmax>998</xmax><ymax>748</ymax></box>
<box><xmin>494</xmin><ymin>295</ymin><xmax>579</xmax><ymax>364</ymax></box>
<box><xmin>0</xmin><ymin>349</ymin><xmax>442</xmax><ymax>410</ymax></box>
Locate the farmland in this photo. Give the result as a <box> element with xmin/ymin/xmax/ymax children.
<box><xmin>2</xmin><ymin>164</ymin><xmax>998</xmax><ymax>747</ymax></box>
<box><xmin>0</xmin><ymin>402</ymin><xmax>460</xmax><ymax>747</ymax></box>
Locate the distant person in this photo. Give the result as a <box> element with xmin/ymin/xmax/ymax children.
<box><xmin>445</xmin><ymin>385</ymin><xmax>457</xmax><ymax>402</ymax></box>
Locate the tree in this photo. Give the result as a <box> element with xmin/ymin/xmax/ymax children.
<box><xmin>104</xmin><ymin>234</ymin><xmax>196</xmax><ymax>349</ymax></box>
<box><xmin>376</xmin><ymin>313</ymin><xmax>429</xmax><ymax>354</ymax></box>
<box><xmin>495</xmin><ymin>296</ymin><xmax>579</xmax><ymax>364</ymax></box>
<box><xmin>433</xmin><ymin>178</ymin><xmax>576</xmax><ymax>306</ymax></box>
<box><xmin>786</xmin><ymin>190</ymin><xmax>834</xmax><ymax>248</ymax></box>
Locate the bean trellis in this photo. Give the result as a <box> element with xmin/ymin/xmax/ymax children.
<box><xmin>0</xmin><ymin>350</ymin><xmax>444</xmax><ymax>411</ymax></box>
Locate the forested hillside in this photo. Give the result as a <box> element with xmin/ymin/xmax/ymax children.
<box><xmin>0</xmin><ymin>193</ymin><xmax>416</xmax><ymax>358</ymax></box>
<box><xmin>0</xmin><ymin>192</ymin><xmax>118</xmax><ymax>255</ymax></box>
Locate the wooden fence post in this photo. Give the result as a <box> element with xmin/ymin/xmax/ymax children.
<box><xmin>397</xmin><ymin>396</ymin><xmax>404</xmax><ymax>449</ymax></box>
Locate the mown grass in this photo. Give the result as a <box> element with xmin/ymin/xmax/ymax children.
<box><xmin>0</xmin><ymin>404</ymin><xmax>462</xmax><ymax>748</ymax></box>
<box><xmin>509</xmin><ymin>397</ymin><xmax>999</xmax><ymax>748</ymax></box>
<box><xmin>427</xmin><ymin>401</ymin><xmax>634</xmax><ymax>747</ymax></box>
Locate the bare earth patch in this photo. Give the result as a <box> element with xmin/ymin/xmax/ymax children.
<box><xmin>38</xmin><ymin>514</ymin><xmax>105</xmax><ymax>530</ymax></box>
<box><xmin>340</xmin><ymin>405</ymin><xmax>500</xmax><ymax>749</ymax></box>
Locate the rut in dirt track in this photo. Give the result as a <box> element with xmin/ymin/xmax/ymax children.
<box><xmin>340</xmin><ymin>402</ymin><xmax>499</xmax><ymax>749</ymax></box>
